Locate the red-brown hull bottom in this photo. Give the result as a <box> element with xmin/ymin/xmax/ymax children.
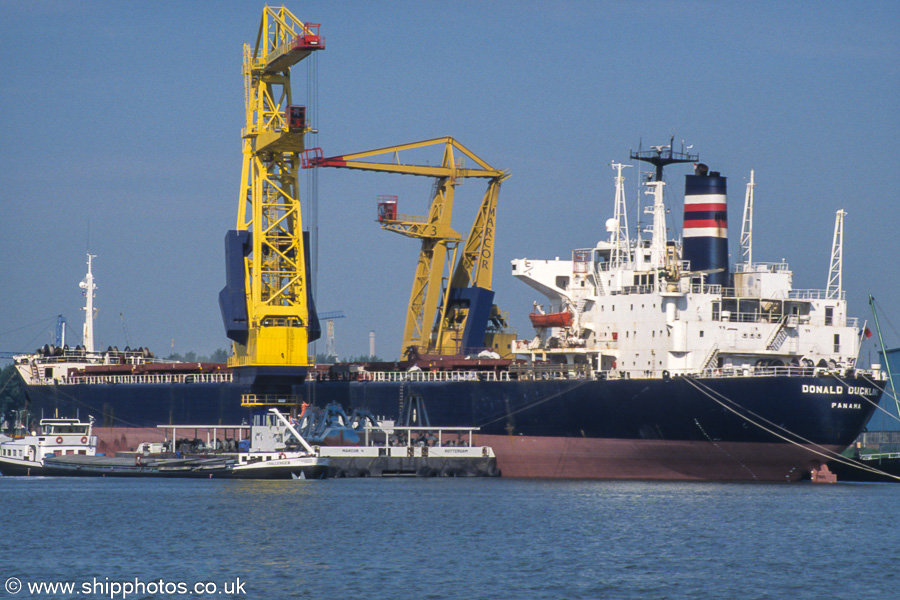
<box><xmin>476</xmin><ymin>434</ymin><xmax>842</xmax><ymax>481</ymax></box>
<box><xmin>93</xmin><ymin>428</ymin><xmax>839</xmax><ymax>481</ymax></box>
<box><xmin>93</xmin><ymin>427</ymin><xmax>238</xmax><ymax>455</ymax></box>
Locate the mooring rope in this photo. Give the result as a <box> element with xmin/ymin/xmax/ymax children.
<box><xmin>683</xmin><ymin>375</ymin><xmax>900</xmax><ymax>481</ymax></box>
<box><xmin>831</xmin><ymin>372</ymin><xmax>900</xmax><ymax>427</ymax></box>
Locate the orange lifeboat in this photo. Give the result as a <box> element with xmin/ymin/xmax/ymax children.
<box><xmin>529</xmin><ymin>311</ymin><xmax>573</xmax><ymax>328</ymax></box>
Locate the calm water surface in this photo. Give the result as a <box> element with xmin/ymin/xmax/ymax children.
<box><xmin>1</xmin><ymin>477</ymin><xmax>897</xmax><ymax>599</ymax></box>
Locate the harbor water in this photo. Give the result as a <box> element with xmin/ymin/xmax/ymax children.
<box><xmin>2</xmin><ymin>477</ymin><xmax>898</xmax><ymax>599</ymax></box>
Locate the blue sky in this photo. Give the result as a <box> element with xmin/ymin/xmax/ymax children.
<box><xmin>1</xmin><ymin>1</ymin><xmax>898</xmax><ymax>363</ymax></box>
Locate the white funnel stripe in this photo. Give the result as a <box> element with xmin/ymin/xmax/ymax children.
<box><xmin>684</xmin><ymin>193</ymin><xmax>726</xmax><ymax>206</ymax></box>
<box><xmin>683</xmin><ymin>227</ymin><xmax>727</xmax><ymax>238</ymax></box>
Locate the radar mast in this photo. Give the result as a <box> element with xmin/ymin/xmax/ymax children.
<box><xmin>630</xmin><ymin>136</ymin><xmax>698</xmax><ymax>182</ymax></box>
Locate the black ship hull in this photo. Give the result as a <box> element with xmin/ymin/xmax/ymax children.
<box><xmin>21</xmin><ymin>373</ymin><xmax>880</xmax><ymax>481</ymax></box>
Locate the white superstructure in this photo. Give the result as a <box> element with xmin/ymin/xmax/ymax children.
<box><xmin>511</xmin><ymin>164</ymin><xmax>862</xmax><ymax>378</ymax></box>
<box><xmin>0</xmin><ymin>417</ymin><xmax>97</xmax><ymax>474</ymax></box>
<box><xmin>14</xmin><ymin>255</ymin><xmax>161</xmax><ymax>385</ymax></box>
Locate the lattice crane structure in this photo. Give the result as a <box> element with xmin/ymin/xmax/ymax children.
<box><xmin>220</xmin><ymin>7</ymin><xmax>323</xmax><ymax>394</ymax></box>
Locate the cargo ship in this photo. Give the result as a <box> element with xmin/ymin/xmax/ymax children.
<box><xmin>12</xmin><ymin>143</ymin><xmax>885</xmax><ymax>481</ymax></box>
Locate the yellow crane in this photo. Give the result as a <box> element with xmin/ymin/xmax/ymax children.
<box><xmin>311</xmin><ymin>137</ymin><xmax>514</xmax><ymax>358</ymax></box>
<box><xmin>220</xmin><ymin>6</ymin><xmax>323</xmax><ymax>387</ymax></box>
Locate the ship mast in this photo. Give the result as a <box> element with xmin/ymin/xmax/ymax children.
<box><xmin>645</xmin><ymin>180</ymin><xmax>667</xmax><ymax>269</ymax></box>
<box><xmin>740</xmin><ymin>170</ymin><xmax>755</xmax><ymax>265</ymax></box>
<box><xmin>610</xmin><ymin>162</ymin><xmax>632</xmax><ymax>268</ymax></box>
<box><xmin>629</xmin><ymin>138</ymin><xmax>698</xmax><ymax>270</ymax></box>
<box><xmin>826</xmin><ymin>209</ymin><xmax>846</xmax><ymax>299</ymax></box>
<box><xmin>79</xmin><ymin>253</ymin><xmax>97</xmax><ymax>353</ymax></box>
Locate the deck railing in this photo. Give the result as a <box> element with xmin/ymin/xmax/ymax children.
<box><xmin>60</xmin><ymin>373</ymin><xmax>234</xmax><ymax>385</ymax></box>
<box><xmin>43</xmin><ymin>364</ymin><xmax>876</xmax><ymax>386</ymax></box>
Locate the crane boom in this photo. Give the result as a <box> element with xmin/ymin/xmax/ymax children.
<box><xmin>450</xmin><ymin>177</ymin><xmax>501</xmax><ymax>291</ymax></box>
<box><xmin>310</xmin><ymin>138</ymin><xmax>512</xmax><ymax>357</ymax></box>
<box><xmin>314</xmin><ymin>137</ymin><xmax>503</xmax><ymax>176</ymax></box>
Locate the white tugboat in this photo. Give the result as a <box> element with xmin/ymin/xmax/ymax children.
<box><xmin>228</xmin><ymin>409</ymin><xmax>330</xmax><ymax>479</ymax></box>
<box><xmin>0</xmin><ymin>416</ymin><xmax>97</xmax><ymax>476</ymax></box>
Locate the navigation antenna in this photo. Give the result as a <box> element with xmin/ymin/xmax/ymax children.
<box><xmin>740</xmin><ymin>170</ymin><xmax>755</xmax><ymax>265</ymax></box>
<box><xmin>826</xmin><ymin>209</ymin><xmax>846</xmax><ymax>299</ymax></box>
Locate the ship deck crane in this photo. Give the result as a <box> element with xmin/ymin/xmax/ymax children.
<box><xmin>219</xmin><ymin>6</ymin><xmax>323</xmax><ymax>401</ymax></box>
<box><xmin>309</xmin><ymin>137</ymin><xmax>513</xmax><ymax>358</ymax></box>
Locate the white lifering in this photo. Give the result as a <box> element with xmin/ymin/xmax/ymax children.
<box><xmin>56</xmin><ymin>436</ymin><xmax>64</xmax><ymax>444</ymax></box>
<box><xmin>81</xmin><ymin>436</ymin><xmax>88</xmax><ymax>444</ymax></box>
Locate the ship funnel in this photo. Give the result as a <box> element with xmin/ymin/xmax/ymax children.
<box><xmin>683</xmin><ymin>167</ymin><xmax>728</xmax><ymax>286</ymax></box>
